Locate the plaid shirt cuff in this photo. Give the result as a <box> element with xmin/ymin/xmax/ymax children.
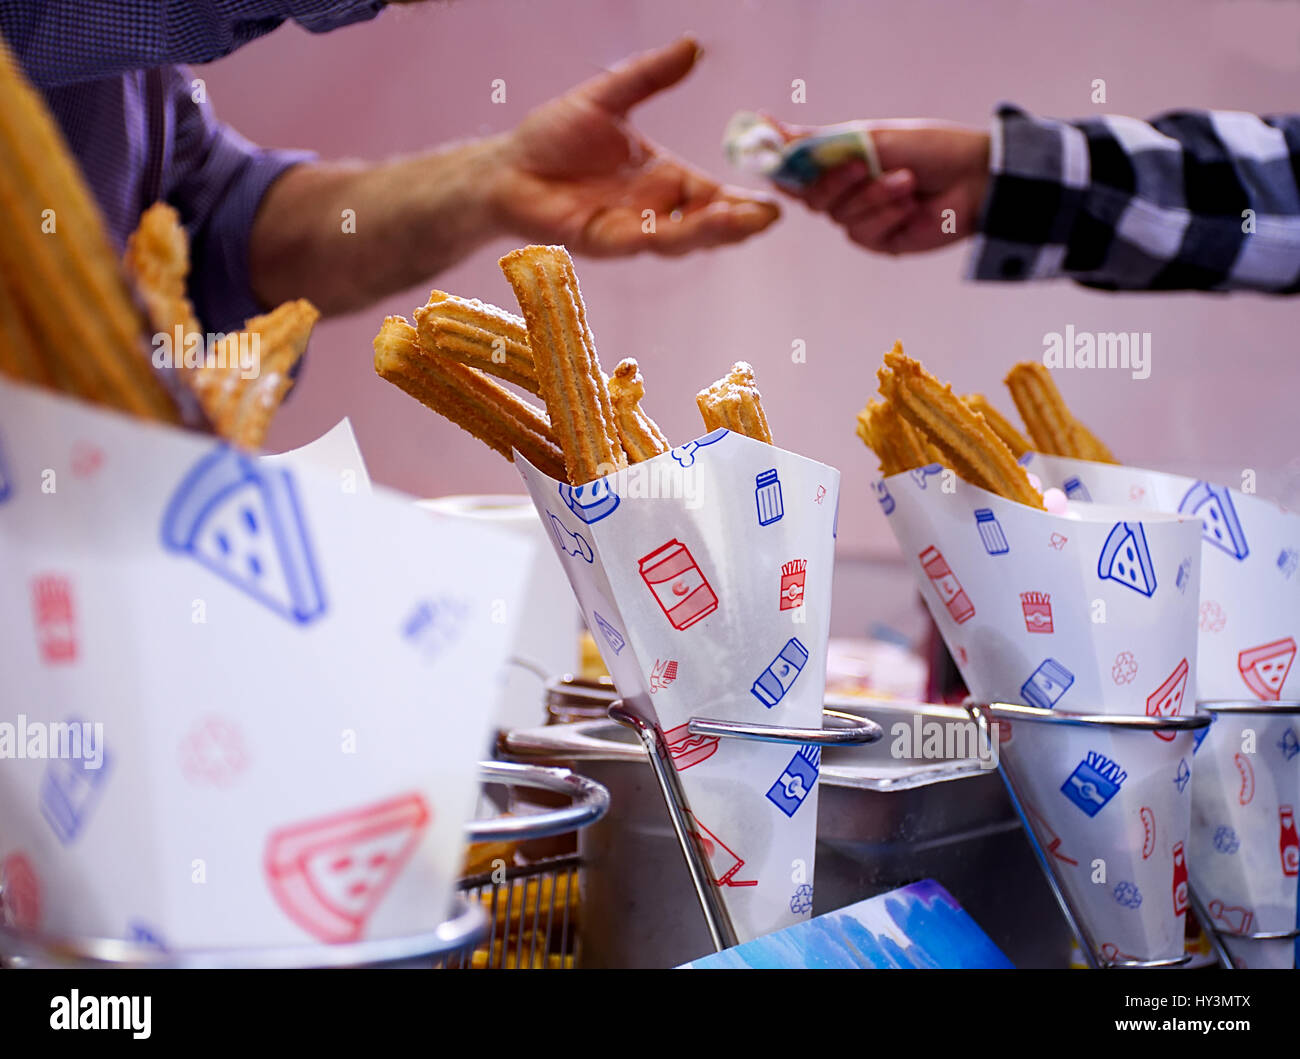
<box><xmin>968</xmin><ymin>104</ymin><xmax>1300</xmax><ymax>293</ymax></box>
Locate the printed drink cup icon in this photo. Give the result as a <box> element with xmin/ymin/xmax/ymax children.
<box><xmin>919</xmin><ymin>546</ymin><xmax>975</xmax><ymax>624</ymax></box>
<box><xmin>1281</xmin><ymin>806</ymin><xmax>1299</xmax><ymax>877</ymax></box>
<box><xmin>638</xmin><ymin>539</ymin><xmax>718</xmax><ymax>630</ymax></box>
<box><xmin>1171</xmin><ymin>841</ymin><xmax>1188</xmax><ymax>917</ymax></box>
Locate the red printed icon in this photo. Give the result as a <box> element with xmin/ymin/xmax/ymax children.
<box><xmin>0</xmin><ymin>852</ymin><xmax>41</xmax><ymax>930</ymax></box>
<box><xmin>70</xmin><ymin>441</ymin><xmax>104</xmax><ymax>478</ymax></box>
<box><xmin>1208</xmin><ymin>899</ymin><xmax>1254</xmax><ymax>935</ymax></box>
<box><xmin>1140</xmin><ymin>807</ymin><xmax>1156</xmax><ymax>860</ymax></box>
<box><xmin>1026</xmin><ymin>802</ymin><xmax>1077</xmax><ymax>866</ymax></box>
<box><xmin>1171</xmin><ymin>841</ymin><xmax>1188</xmax><ymax>917</ymax></box>
<box><xmin>687</xmin><ymin>814</ymin><xmax>757</xmax><ymax>887</ymax></box>
<box><xmin>1111</xmin><ymin>651</ymin><xmax>1138</xmax><ymax>686</ymax></box>
<box><xmin>1020</xmin><ymin>591</ymin><xmax>1053</xmax><ymax>633</ymax></box>
<box><xmin>663</xmin><ymin>723</ymin><xmax>719</xmax><ymax>771</ymax></box>
<box><xmin>649</xmin><ymin>658</ymin><xmax>679</xmax><ymax>693</ymax></box>
<box><xmin>919</xmin><ymin>546</ymin><xmax>974</xmax><ymax>625</ymax></box>
<box><xmin>180</xmin><ymin>717</ymin><xmax>250</xmax><ymax>787</ymax></box>
<box><xmin>1048</xmin><ymin>533</ymin><xmax>1068</xmax><ymax>551</ymax></box>
<box><xmin>1198</xmin><ymin>601</ymin><xmax>1225</xmax><ymax>633</ymax></box>
<box><xmin>814</xmin><ymin>485</ymin><xmax>827</xmax><ymax>505</ymax></box>
<box><xmin>1237</xmin><ymin>637</ymin><xmax>1296</xmax><ymax>700</ymax></box>
<box><xmin>780</xmin><ymin>559</ymin><xmax>807</xmax><ymax>611</ymax></box>
<box><xmin>265</xmin><ymin>793</ymin><xmax>430</xmax><ymax>943</ymax></box>
<box><xmin>1281</xmin><ymin>805</ymin><xmax>1299</xmax><ymax>876</ymax></box>
<box><xmin>1101</xmin><ymin>942</ymin><xmax>1139</xmax><ymax>962</ymax></box>
<box><xmin>1235</xmin><ymin>752</ymin><xmax>1255</xmax><ymax>806</ymax></box>
<box><xmin>1145</xmin><ymin>658</ymin><xmax>1189</xmax><ymax>741</ymax></box>
<box><xmin>30</xmin><ymin>574</ymin><xmax>77</xmax><ymax>664</ymax></box>
<box><xmin>638</xmin><ymin>539</ymin><xmax>718</xmax><ymax>630</ymax></box>
<box><xmin>1129</xmin><ymin>484</ymin><xmax>1146</xmax><ymax>502</ymax></box>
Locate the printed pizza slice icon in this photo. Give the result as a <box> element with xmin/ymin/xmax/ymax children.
<box><xmin>265</xmin><ymin>793</ymin><xmax>430</xmax><ymax>943</ymax></box>
<box><xmin>1237</xmin><ymin>638</ymin><xmax>1297</xmax><ymax>701</ymax></box>
<box><xmin>1178</xmin><ymin>481</ymin><xmax>1248</xmax><ymax>561</ymax></box>
<box><xmin>162</xmin><ymin>446</ymin><xmax>327</xmax><ymax>624</ymax></box>
<box><xmin>1146</xmin><ymin>658</ymin><xmax>1189</xmax><ymax>739</ymax></box>
<box><xmin>1097</xmin><ymin>522</ymin><xmax>1157</xmax><ymax>597</ymax></box>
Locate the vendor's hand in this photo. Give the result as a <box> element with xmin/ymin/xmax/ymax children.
<box><xmin>487</xmin><ymin>37</ymin><xmax>779</xmax><ymax>256</ymax></box>
<box><xmin>771</xmin><ymin>119</ymin><xmax>990</xmax><ymax>254</ymax></box>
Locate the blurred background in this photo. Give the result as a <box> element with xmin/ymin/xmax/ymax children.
<box><xmin>196</xmin><ymin>0</ymin><xmax>1299</xmax><ymax>638</ymax></box>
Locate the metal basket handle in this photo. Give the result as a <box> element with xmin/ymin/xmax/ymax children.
<box><xmin>465</xmin><ymin>760</ymin><xmax>610</xmax><ymax>842</ymax></box>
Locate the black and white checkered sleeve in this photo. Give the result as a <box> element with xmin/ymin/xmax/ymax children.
<box><xmin>969</xmin><ymin>104</ymin><xmax>1300</xmax><ymax>293</ymax></box>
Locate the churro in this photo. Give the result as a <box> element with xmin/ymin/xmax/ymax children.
<box><xmin>374</xmin><ymin>315</ymin><xmax>568</xmax><ymax>481</ymax></box>
<box><xmin>696</xmin><ymin>361</ymin><xmax>773</xmax><ymax>444</ymax></box>
<box><xmin>414</xmin><ymin>291</ymin><xmax>538</xmax><ymax>395</ymax></box>
<box><xmin>499</xmin><ymin>245</ymin><xmax>626</xmax><ymax>484</ymax></box>
<box><xmin>1004</xmin><ymin>361</ymin><xmax>1116</xmax><ymax>463</ymax></box>
<box><xmin>0</xmin><ymin>276</ymin><xmax>49</xmax><ymax>386</ymax></box>
<box><xmin>879</xmin><ymin>345</ymin><xmax>1044</xmax><ymax>508</ymax></box>
<box><xmin>0</xmin><ymin>41</ymin><xmax>180</xmax><ymax>419</ymax></box>
<box><xmin>962</xmin><ymin>393</ymin><xmax>1032</xmax><ymax>458</ymax></box>
<box><xmin>123</xmin><ymin>202</ymin><xmax>202</xmax><ymax>346</ymax></box>
<box><xmin>856</xmin><ymin>398</ymin><xmax>936</xmax><ymax>475</ymax></box>
<box><xmin>607</xmin><ymin>358</ymin><xmax>670</xmax><ymax>462</ymax></box>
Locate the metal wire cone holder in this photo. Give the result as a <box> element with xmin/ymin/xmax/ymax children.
<box><xmin>1183</xmin><ymin>700</ymin><xmax>1300</xmax><ymax>969</ymax></box>
<box><xmin>0</xmin><ymin>760</ymin><xmax>609</xmax><ymax>969</ymax></box>
<box><xmin>967</xmin><ymin>701</ymin><xmax>1211</xmax><ymax>970</ymax></box>
<box><xmin>608</xmin><ymin>700</ymin><xmax>883</xmax><ymax>954</ymax></box>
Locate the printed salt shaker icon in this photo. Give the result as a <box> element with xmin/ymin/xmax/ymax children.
<box><xmin>918</xmin><ymin>546</ymin><xmax>975</xmax><ymax>624</ymax></box>
<box><xmin>755</xmin><ymin>469</ymin><xmax>784</xmax><ymax>526</ymax></box>
<box><xmin>638</xmin><ymin>539</ymin><xmax>718</xmax><ymax>630</ymax></box>
<box><xmin>752</xmin><ymin>637</ymin><xmax>809</xmax><ymax>707</ymax></box>
<box><xmin>974</xmin><ymin>508</ymin><xmax>1009</xmax><ymax>555</ymax></box>
<box><xmin>1281</xmin><ymin>805</ymin><xmax>1299</xmax><ymax>877</ymax></box>
<box><xmin>1062</xmin><ymin>476</ymin><xmax>1091</xmax><ymax>502</ymax></box>
<box><xmin>1171</xmin><ymin>841</ymin><xmax>1189</xmax><ymax>916</ymax></box>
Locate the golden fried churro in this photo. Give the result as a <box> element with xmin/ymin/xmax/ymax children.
<box><xmin>696</xmin><ymin>361</ymin><xmax>773</xmax><ymax>444</ymax></box>
<box><xmin>414</xmin><ymin>291</ymin><xmax>538</xmax><ymax>395</ymax></box>
<box><xmin>0</xmin><ymin>40</ymin><xmax>178</xmax><ymax>421</ymax></box>
<box><xmin>856</xmin><ymin>398</ymin><xmax>936</xmax><ymax>475</ymax></box>
<box><xmin>1004</xmin><ymin>361</ymin><xmax>1116</xmax><ymax>463</ymax></box>
<box><xmin>374</xmin><ymin>315</ymin><xmax>567</xmax><ymax>480</ymax></box>
<box><xmin>607</xmin><ymin>358</ymin><xmax>670</xmax><ymax>462</ymax></box>
<box><xmin>879</xmin><ymin>345</ymin><xmax>1044</xmax><ymax>509</ymax></box>
<box><xmin>0</xmin><ymin>275</ymin><xmax>50</xmax><ymax>386</ymax></box>
<box><xmin>499</xmin><ymin>245</ymin><xmax>626</xmax><ymax>484</ymax></box>
<box><xmin>962</xmin><ymin>393</ymin><xmax>1032</xmax><ymax>458</ymax></box>
<box><xmin>123</xmin><ymin>202</ymin><xmax>202</xmax><ymax>345</ymax></box>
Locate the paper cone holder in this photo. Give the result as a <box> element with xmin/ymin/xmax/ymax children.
<box><xmin>1187</xmin><ymin>700</ymin><xmax>1300</xmax><ymax>968</ymax></box>
<box><xmin>968</xmin><ymin>702</ymin><xmax>1210</xmax><ymax>969</ymax></box>
<box><xmin>608</xmin><ymin>703</ymin><xmax>882</xmax><ymax>954</ymax></box>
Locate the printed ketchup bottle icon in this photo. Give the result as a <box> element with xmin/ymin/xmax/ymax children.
<box><xmin>1281</xmin><ymin>805</ymin><xmax>1299</xmax><ymax>876</ymax></box>
<box><xmin>918</xmin><ymin>546</ymin><xmax>975</xmax><ymax>625</ymax></box>
<box><xmin>638</xmin><ymin>539</ymin><xmax>719</xmax><ymax>630</ymax></box>
<box><xmin>1171</xmin><ymin>841</ymin><xmax>1189</xmax><ymax>916</ymax></box>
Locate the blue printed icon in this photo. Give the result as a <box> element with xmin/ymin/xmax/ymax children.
<box><xmin>1175</xmin><ymin>558</ymin><xmax>1191</xmax><ymax>594</ymax></box>
<box><xmin>161</xmin><ymin>446</ymin><xmax>327</xmax><ymax>624</ymax></box>
<box><xmin>873</xmin><ymin>481</ymin><xmax>894</xmax><ymax>516</ymax></box>
<box><xmin>0</xmin><ymin>433</ymin><xmax>11</xmax><ymax>504</ymax></box>
<box><xmin>1213</xmin><ymin>826</ymin><xmax>1240</xmax><ymax>854</ymax></box>
<box><xmin>1113</xmin><ymin>881</ymin><xmax>1143</xmax><ymax>909</ymax></box>
<box><xmin>974</xmin><ymin>508</ymin><xmax>1009</xmax><ymax>555</ymax></box>
<box><xmin>789</xmin><ymin>884</ymin><xmax>814</xmax><ymax>915</ymax></box>
<box><xmin>1178</xmin><ymin>481</ymin><xmax>1248</xmax><ymax>561</ymax></box>
<box><xmin>833</xmin><ymin>494</ymin><xmax>839</xmax><ymax>539</ymax></box>
<box><xmin>547</xmin><ymin>511</ymin><xmax>593</xmax><ymax>563</ymax></box>
<box><xmin>766</xmin><ymin>744</ymin><xmax>821</xmax><ymax>817</ymax></box>
<box><xmin>1022</xmin><ymin>658</ymin><xmax>1074</xmax><ymax>710</ymax></box>
<box><xmin>592</xmin><ymin>611</ymin><xmax>625</xmax><ymax>655</ymax></box>
<box><xmin>559</xmin><ymin>480</ymin><xmax>619</xmax><ymax>524</ymax></box>
<box><xmin>1174</xmin><ymin>758</ymin><xmax>1191</xmax><ymax>793</ymax></box>
<box><xmin>752</xmin><ymin>637</ymin><xmax>809</xmax><ymax>708</ymax></box>
<box><xmin>671</xmin><ymin>428</ymin><xmax>728</xmax><ymax>468</ymax></box>
<box><xmin>755</xmin><ymin>469</ymin><xmax>784</xmax><ymax>526</ymax></box>
<box><xmin>1193</xmin><ymin>718</ymin><xmax>1213</xmax><ymax>754</ymax></box>
<box><xmin>1062</xmin><ymin>476</ymin><xmax>1091</xmax><ymax>502</ymax></box>
<box><xmin>910</xmin><ymin>463</ymin><xmax>943</xmax><ymax>489</ymax></box>
<box><xmin>1279</xmin><ymin>549</ymin><xmax>1298</xmax><ymax>579</ymax></box>
<box><xmin>402</xmin><ymin>596</ymin><xmax>470</xmax><ymax>660</ymax></box>
<box><xmin>40</xmin><ymin>722</ymin><xmax>110</xmax><ymax>844</ymax></box>
<box><xmin>1061</xmin><ymin>752</ymin><xmax>1125</xmax><ymax>816</ymax></box>
<box><xmin>127</xmin><ymin>922</ymin><xmax>167</xmax><ymax>951</ymax></box>
<box><xmin>1279</xmin><ymin>727</ymin><xmax>1299</xmax><ymax>761</ymax></box>
<box><xmin>1098</xmin><ymin>521</ymin><xmax>1157</xmax><ymax>598</ymax></box>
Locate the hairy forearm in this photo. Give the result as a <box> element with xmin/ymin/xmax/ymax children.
<box><xmin>249</xmin><ymin>136</ymin><xmax>509</xmax><ymax>316</ymax></box>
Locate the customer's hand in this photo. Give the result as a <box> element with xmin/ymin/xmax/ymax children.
<box><xmin>487</xmin><ymin>37</ymin><xmax>780</xmax><ymax>256</ymax></box>
<box><xmin>771</xmin><ymin>118</ymin><xmax>991</xmax><ymax>254</ymax></box>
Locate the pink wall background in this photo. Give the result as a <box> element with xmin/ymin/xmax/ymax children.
<box><xmin>197</xmin><ymin>0</ymin><xmax>1300</xmax><ymax>558</ymax></box>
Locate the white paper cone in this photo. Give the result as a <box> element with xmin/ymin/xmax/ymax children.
<box><xmin>1188</xmin><ymin>708</ymin><xmax>1300</xmax><ymax>968</ymax></box>
<box><xmin>0</xmin><ymin>379</ymin><xmax>531</xmax><ymax>950</ymax></box>
<box><xmin>998</xmin><ymin>716</ymin><xmax>1198</xmax><ymax>962</ymax></box>
<box><xmin>1025</xmin><ymin>454</ymin><xmax>1300</xmax><ymax>702</ymax></box>
<box><xmin>516</xmin><ymin>430</ymin><xmax>839</xmax><ymax>943</ymax></box>
<box><xmin>880</xmin><ymin>468</ymin><xmax>1203</xmax><ymax>715</ymax></box>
